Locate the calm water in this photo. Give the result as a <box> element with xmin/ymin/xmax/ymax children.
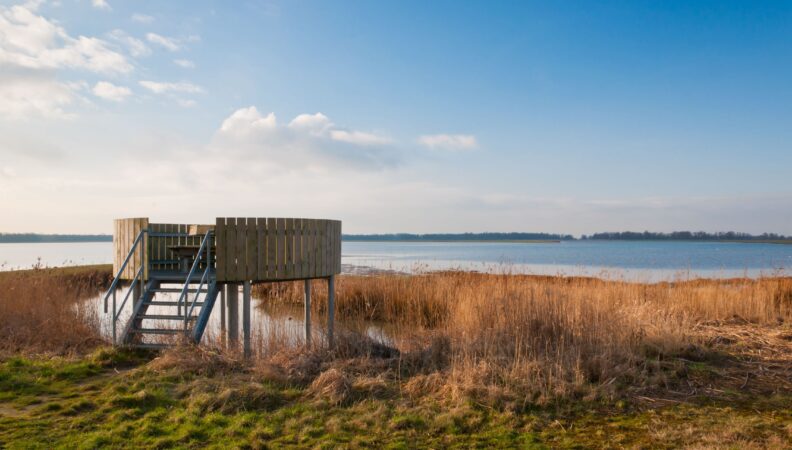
<box><xmin>2</xmin><ymin>240</ymin><xmax>791</xmax><ymax>280</ymax></box>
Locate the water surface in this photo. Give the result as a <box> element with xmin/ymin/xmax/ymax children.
<box><xmin>3</xmin><ymin>240</ymin><xmax>791</xmax><ymax>280</ymax></box>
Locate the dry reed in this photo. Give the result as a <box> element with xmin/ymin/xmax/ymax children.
<box><xmin>256</xmin><ymin>272</ymin><xmax>792</xmax><ymax>402</ymax></box>
<box><xmin>0</xmin><ymin>266</ymin><xmax>110</xmax><ymax>355</ymax></box>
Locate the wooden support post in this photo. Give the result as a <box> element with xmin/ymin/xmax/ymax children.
<box><xmin>130</xmin><ymin>283</ymin><xmax>143</xmax><ymax>343</ymax></box>
<box><xmin>243</xmin><ymin>281</ymin><xmax>251</xmax><ymax>359</ymax></box>
<box><xmin>327</xmin><ymin>275</ymin><xmax>335</xmax><ymax>348</ymax></box>
<box><xmin>219</xmin><ymin>286</ymin><xmax>226</xmax><ymax>346</ymax></box>
<box><xmin>304</xmin><ymin>279</ymin><xmax>311</xmax><ymax>346</ymax></box>
<box><xmin>227</xmin><ymin>283</ymin><xmax>239</xmax><ymax>348</ymax></box>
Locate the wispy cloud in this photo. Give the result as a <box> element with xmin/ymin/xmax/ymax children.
<box><xmin>139</xmin><ymin>80</ymin><xmax>204</xmax><ymax>94</ymax></box>
<box><xmin>108</xmin><ymin>29</ymin><xmax>150</xmax><ymax>57</ymax></box>
<box><xmin>418</xmin><ymin>134</ymin><xmax>478</xmax><ymax>151</ymax></box>
<box><xmin>91</xmin><ymin>0</ymin><xmax>110</xmax><ymax>10</ymax></box>
<box><xmin>0</xmin><ymin>3</ymin><xmax>132</xmax><ymax>74</ymax></box>
<box><xmin>92</xmin><ymin>81</ymin><xmax>131</xmax><ymax>102</ymax></box>
<box><xmin>330</xmin><ymin>130</ymin><xmax>392</xmax><ymax>146</ymax></box>
<box><xmin>131</xmin><ymin>13</ymin><xmax>153</xmax><ymax>23</ymax></box>
<box><xmin>173</xmin><ymin>59</ymin><xmax>195</xmax><ymax>68</ymax></box>
<box><xmin>0</xmin><ymin>73</ymin><xmax>78</xmax><ymax>119</ymax></box>
<box><xmin>145</xmin><ymin>32</ymin><xmax>180</xmax><ymax>51</ymax></box>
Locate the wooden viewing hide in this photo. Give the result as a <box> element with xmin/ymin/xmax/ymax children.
<box><xmin>112</xmin><ymin>217</ymin><xmax>342</xmax><ymax>282</ymax></box>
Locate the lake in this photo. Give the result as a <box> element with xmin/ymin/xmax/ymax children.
<box><xmin>2</xmin><ymin>240</ymin><xmax>791</xmax><ymax>280</ymax></box>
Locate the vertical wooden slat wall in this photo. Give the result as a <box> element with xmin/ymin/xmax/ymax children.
<box><xmin>112</xmin><ymin>217</ymin><xmax>149</xmax><ymax>280</ymax></box>
<box><xmin>214</xmin><ymin>218</ymin><xmax>341</xmax><ymax>282</ymax></box>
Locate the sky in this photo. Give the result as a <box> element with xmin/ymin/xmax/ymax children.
<box><xmin>0</xmin><ymin>0</ymin><xmax>791</xmax><ymax>235</ymax></box>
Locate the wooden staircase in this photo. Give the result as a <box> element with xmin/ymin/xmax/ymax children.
<box><xmin>120</xmin><ymin>271</ymin><xmax>220</xmax><ymax>349</ymax></box>
<box><xmin>103</xmin><ymin>229</ymin><xmax>218</xmax><ymax>349</ymax></box>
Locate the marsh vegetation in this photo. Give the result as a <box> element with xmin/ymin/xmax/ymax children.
<box><xmin>1</xmin><ymin>266</ymin><xmax>791</xmax><ymax>447</ymax></box>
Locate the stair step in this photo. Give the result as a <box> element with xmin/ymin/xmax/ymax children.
<box><xmin>132</xmin><ymin>328</ymin><xmax>188</xmax><ymax>335</ymax></box>
<box><xmin>145</xmin><ymin>301</ymin><xmax>205</xmax><ymax>307</ymax></box>
<box><xmin>132</xmin><ymin>343</ymin><xmax>172</xmax><ymax>350</ymax></box>
<box><xmin>140</xmin><ymin>314</ymin><xmax>197</xmax><ymax>321</ymax></box>
<box><xmin>150</xmin><ymin>288</ymin><xmax>206</xmax><ymax>293</ymax></box>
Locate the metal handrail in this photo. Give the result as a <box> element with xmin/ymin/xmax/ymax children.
<box><xmin>102</xmin><ymin>229</ymin><xmax>145</xmax><ymax>313</ymax></box>
<box><xmin>102</xmin><ymin>228</ymin><xmax>146</xmax><ymax>345</ymax></box>
<box><xmin>175</xmin><ymin>230</ymin><xmax>212</xmax><ymax>318</ymax></box>
<box><xmin>186</xmin><ymin>265</ymin><xmax>210</xmax><ymax>327</ymax></box>
<box><xmin>112</xmin><ymin>265</ymin><xmax>143</xmax><ymax>344</ymax></box>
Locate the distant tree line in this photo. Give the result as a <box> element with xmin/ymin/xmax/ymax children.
<box><xmin>580</xmin><ymin>231</ymin><xmax>790</xmax><ymax>241</ymax></box>
<box><xmin>2</xmin><ymin>231</ymin><xmax>788</xmax><ymax>244</ymax></box>
<box><xmin>0</xmin><ymin>233</ymin><xmax>112</xmax><ymax>243</ymax></box>
<box><xmin>342</xmin><ymin>232</ymin><xmax>575</xmax><ymax>241</ymax></box>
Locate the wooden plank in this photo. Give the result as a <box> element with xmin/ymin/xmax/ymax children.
<box><xmin>226</xmin><ymin>218</ymin><xmax>237</xmax><ymax>282</ymax></box>
<box><xmin>325</xmin><ymin>220</ymin><xmax>331</xmax><ymax>276</ymax></box>
<box><xmin>215</xmin><ymin>218</ymin><xmax>226</xmax><ymax>281</ymax></box>
<box><xmin>277</xmin><ymin>218</ymin><xmax>286</xmax><ymax>277</ymax></box>
<box><xmin>246</xmin><ymin>217</ymin><xmax>257</xmax><ymax>280</ymax></box>
<box><xmin>309</xmin><ymin>219</ymin><xmax>318</xmax><ymax>278</ymax></box>
<box><xmin>285</xmin><ymin>218</ymin><xmax>294</xmax><ymax>279</ymax></box>
<box><xmin>236</xmin><ymin>217</ymin><xmax>247</xmax><ymax>281</ymax></box>
<box><xmin>301</xmin><ymin>219</ymin><xmax>310</xmax><ymax>278</ymax></box>
<box><xmin>256</xmin><ymin>218</ymin><xmax>266</xmax><ymax>280</ymax></box>
<box><xmin>293</xmin><ymin>218</ymin><xmax>303</xmax><ymax>279</ymax></box>
<box><xmin>316</xmin><ymin>220</ymin><xmax>326</xmax><ymax>277</ymax></box>
<box><xmin>122</xmin><ymin>219</ymin><xmax>135</xmax><ymax>280</ymax></box>
<box><xmin>336</xmin><ymin>220</ymin><xmax>342</xmax><ymax>274</ymax></box>
<box><xmin>267</xmin><ymin>218</ymin><xmax>277</xmax><ymax>280</ymax></box>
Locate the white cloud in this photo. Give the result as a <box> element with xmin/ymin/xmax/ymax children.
<box><xmin>91</xmin><ymin>0</ymin><xmax>110</xmax><ymax>10</ymax></box>
<box><xmin>418</xmin><ymin>134</ymin><xmax>478</xmax><ymax>151</ymax></box>
<box><xmin>131</xmin><ymin>13</ymin><xmax>153</xmax><ymax>23</ymax></box>
<box><xmin>92</xmin><ymin>81</ymin><xmax>131</xmax><ymax>102</ymax></box>
<box><xmin>139</xmin><ymin>80</ymin><xmax>204</xmax><ymax>94</ymax></box>
<box><xmin>145</xmin><ymin>32</ymin><xmax>180</xmax><ymax>51</ymax></box>
<box><xmin>330</xmin><ymin>130</ymin><xmax>392</xmax><ymax>146</ymax></box>
<box><xmin>288</xmin><ymin>112</ymin><xmax>332</xmax><ymax>135</ymax></box>
<box><xmin>108</xmin><ymin>29</ymin><xmax>150</xmax><ymax>57</ymax></box>
<box><xmin>220</xmin><ymin>106</ymin><xmax>276</xmax><ymax>134</ymax></box>
<box><xmin>0</xmin><ymin>3</ymin><xmax>132</xmax><ymax>74</ymax></box>
<box><xmin>213</xmin><ymin>106</ymin><xmax>398</xmax><ymax>169</ymax></box>
<box><xmin>0</xmin><ymin>73</ymin><xmax>77</xmax><ymax>119</ymax></box>
<box><xmin>173</xmin><ymin>58</ymin><xmax>195</xmax><ymax>68</ymax></box>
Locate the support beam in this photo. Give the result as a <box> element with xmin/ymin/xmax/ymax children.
<box><xmin>327</xmin><ymin>275</ymin><xmax>335</xmax><ymax>348</ymax></box>
<box><xmin>130</xmin><ymin>283</ymin><xmax>143</xmax><ymax>343</ymax></box>
<box><xmin>243</xmin><ymin>281</ymin><xmax>251</xmax><ymax>359</ymax></box>
<box><xmin>227</xmin><ymin>283</ymin><xmax>239</xmax><ymax>348</ymax></box>
<box><xmin>304</xmin><ymin>279</ymin><xmax>311</xmax><ymax>346</ymax></box>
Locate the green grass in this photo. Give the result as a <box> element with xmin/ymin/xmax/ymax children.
<box><xmin>1</xmin><ymin>350</ymin><xmax>790</xmax><ymax>449</ymax></box>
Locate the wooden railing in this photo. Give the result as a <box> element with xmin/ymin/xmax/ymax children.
<box><xmin>215</xmin><ymin>217</ymin><xmax>341</xmax><ymax>282</ymax></box>
<box><xmin>113</xmin><ymin>217</ymin><xmax>342</xmax><ymax>282</ymax></box>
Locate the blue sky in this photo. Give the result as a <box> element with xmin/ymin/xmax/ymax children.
<box><xmin>0</xmin><ymin>0</ymin><xmax>790</xmax><ymax>234</ymax></box>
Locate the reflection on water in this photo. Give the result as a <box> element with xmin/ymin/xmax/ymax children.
<box><xmin>84</xmin><ymin>286</ymin><xmax>395</xmax><ymax>348</ymax></box>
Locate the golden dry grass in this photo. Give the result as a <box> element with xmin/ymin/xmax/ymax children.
<box><xmin>2</xmin><ymin>266</ymin><xmax>791</xmax><ymax>405</ymax></box>
<box><xmin>255</xmin><ymin>272</ymin><xmax>792</xmax><ymax>403</ymax></box>
<box><xmin>0</xmin><ymin>265</ymin><xmax>111</xmax><ymax>355</ymax></box>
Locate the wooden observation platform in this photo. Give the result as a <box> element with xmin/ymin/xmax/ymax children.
<box><xmin>103</xmin><ymin>217</ymin><xmax>342</xmax><ymax>356</ymax></box>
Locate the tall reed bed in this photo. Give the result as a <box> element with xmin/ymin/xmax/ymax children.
<box><xmin>255</xmin><ymin>273</ymin><xmax>792</xmax><ymax>401</ymax></box>
<box><xmin>0</xmin><ymin>265</ymin><xmax>110</xmax><ymax>354</ymax></box>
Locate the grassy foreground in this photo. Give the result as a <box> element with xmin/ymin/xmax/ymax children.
<box><xmin>1</xmin><ymin>266</ymin><xmax>791</xmax><ymax>448</ymax></box>
<box><xmin>1</xmin><ymin>347</ymin><xmax>790</xmax><ymax>448</ymax></box>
